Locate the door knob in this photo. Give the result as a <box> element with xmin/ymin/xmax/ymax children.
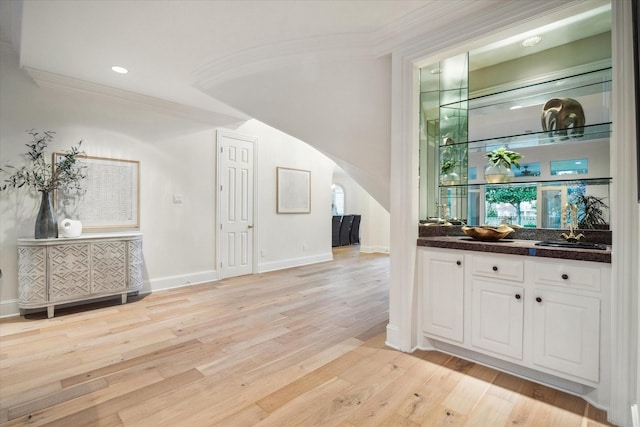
<box><xmin>247</xmin><ymin>224</ymin><xmax>254</xmax><ymax>229</ymax></box>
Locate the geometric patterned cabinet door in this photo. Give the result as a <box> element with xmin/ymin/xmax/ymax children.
<box><xmin>128</xmin><ymin>239</ymin><xmax>144</xmax><ymax>290</ymax></box>
<box><xmin>17</xmin><ymin>246</ymin><xmax>47</xmax><ymax>303</ymax></box>
<box><xmin>17</xmin><ymin>233</ymin><xmax>143</xmax><ymax>318</ymax></box>
<box><xmin>91</xmin><ymin>241</ymin><xmax>126</xmax><ymax>294</ymax></box>
<box><xmin>49</xmin><ymin>244</ymin><xmax>91</xmax><ymax>302</ymax></box>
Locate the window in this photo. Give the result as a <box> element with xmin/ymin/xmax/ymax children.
<box><xmin>515</xmin><ymin>162</ymin><xmax>541</xmax><ymax>177</ymax></box>
<box><xmin>550</xmin><ymin>159</ymin><xmax>588</xmax><ymax>176</ymax></box>
<box><xmin>468</xmin><ymin>167</ymin><xmax>477</xmax><ymax>180</ymax></box>
<box><xmin>484</xmin><ymin>184</ymin><xmax>537</xmax><ymax>227</ymax></box>
<box><xmin>332</xmin><ymin>184</ymin><xmax>345</xmax><ymax>215</ymax></box>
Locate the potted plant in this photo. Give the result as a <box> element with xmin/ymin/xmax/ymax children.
<box><xmin>484</xmin><ymin>146</ymin><xmax>523</xmax><ymax>183</ymax></box>
<box><xmin>440</xmin><ymin>159</ymin><xmax>460</xmax><ymax>185</ymax></box>
<box><xmin>0</xmin><ymin>130</ymin><xmax>86</xmax><ymax>239</ymax></box>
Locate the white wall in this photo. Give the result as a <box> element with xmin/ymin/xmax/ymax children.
<box><xmin>0</xmin><ymin>45</ymin><xmax>334</xmax><ymax>316</ymax></box>
<box><xmin>332</xmin><ymin>166</ymin><xmax>390</xmax><ymax>253</ymax></box>
<box><xmin>198</xmin><ymin>54</ymin><xmax>393</xmax><ymax>210</ymax></box>
<box><xmin>236</xmin><ymin>120</ymin><xmax>335</xmax><ymax>273</ymax></box>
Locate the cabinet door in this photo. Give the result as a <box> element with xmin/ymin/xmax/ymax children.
<box><xmin>49</xmin><ymin>244</ymin><xmax>91</xmax><ymax>301</ymax></box>
<box><xmin>128</xmin><ymin>239</ymin><xmax>144</xmax><ymax>290</ymax></box>
<box><xmin>18</xmin><ymin>246</ymin><xmax>47</xmax><ymax>303</ymax></box>
<box><xmin>532</xmin><ymin>290</ymin><xmax>600</xmax><ymax>384</ymax></box>
<box><xmin>471</xmin><ymin>279</ymin><xmax>524</xmax><ymax>360</ymax></box>
<box><xmin>421</xmin><ymin>250</ymin><xmax>464</xmax><ymax>342</ymax></box>
<box><xmin>91</xmin><ymin>241</ymin><xmax>127</xmax><ymax>294</ymax></box>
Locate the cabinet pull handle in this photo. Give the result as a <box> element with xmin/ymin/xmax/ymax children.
<box><xmin>492</xmin><ymin>266</ymin><xmax>498</xmax><ymax>272</ymax></box>
<box><xmin>515</xmin><ymin>294</ymin><xmax>521</xmax><ymax>299</ymax></box>
<box><xmin>456</xmin><ymin>260</ymin><xmax>461</xmax><ymax>266</ymax></box>
<box><xmin>536</xmin><ymin>297</ymin><xmax>542</xmax><ymax>303</ymax></box>
<box><xmin>561</xmin><ymin>273</ymin><xmax>569</xmax><ymax>280</ymax></box>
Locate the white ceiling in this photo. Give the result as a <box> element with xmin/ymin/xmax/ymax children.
<box><xmin>0</xmin><ymin>0</ymin><xmax>612</xmax><ymax>209</ymax></box>
<box><xmin>0</xmin><ymin>0</ymin><xmax>430</xmax><ymax>124</ymax></box>
<box><xmin>1</xmin><ymin>0</ymin><xmax>611</xmax><ymax>122</ymax></box>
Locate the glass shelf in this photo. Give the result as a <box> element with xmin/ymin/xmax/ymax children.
<box><xmin>440</xmin><ymin>67</ymin><xmax>612</xmax><ymax>112</ymax></box>
<box><xmin>439</xmin><ymin>177</ymin><xmax>612</xmax><ymax>189</ymax></box>
<box><xmin>439</xmin><ymin>122</ymin><xmax>611</xmax><ymax>152</ymax></box>
<box><xmin>420</xmin><ymin>49</ymin><xmax>612</xmax><ymax>229</ymax></box>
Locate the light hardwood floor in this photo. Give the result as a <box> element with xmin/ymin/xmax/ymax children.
<box><xmin>0</xmin><ymin>246</ymin><xmax>613</xmax><ymax>426</ymax></box>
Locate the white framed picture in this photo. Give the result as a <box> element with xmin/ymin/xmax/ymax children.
<box><xmin>54</xmin><ymin>154</ymin><xmax>140</xmax><ymax>228</ymax></box>
<box><xmin>276</xmin><ymin>167</ymin><xmax>310</xmax><ymax>214</ymax></box>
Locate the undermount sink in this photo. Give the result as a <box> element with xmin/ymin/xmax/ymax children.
<box><xmin>535</xmin><ymin>240</ymin><xmax>608</xmax><ymax>250</ymax></box>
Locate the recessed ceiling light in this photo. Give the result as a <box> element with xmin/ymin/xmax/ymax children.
<box><xmin>521</xmin><ymin>36</ymin><xmax>542</xmax><ymax>47</ymax></box>
<box><xmin>111</xmin><ymin>66</ymin><xmax>128</xmax><ymax>74</ymax></box>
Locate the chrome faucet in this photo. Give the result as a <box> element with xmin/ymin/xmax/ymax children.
<box><xmin>560</xmin><ymin>203</ymin><xmax>584</xmax><ymax>242</ymax></box>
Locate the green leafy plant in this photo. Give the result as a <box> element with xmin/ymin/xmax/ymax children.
<box><xmin>0</xmin><ymin>130</ymin><xmax>86</xmax><ymax>193</ymax></box>
<box><xmin>440</xmin><ymin>159</ymin><xmax>457</xmax><ymax>175</ymax></box>
<box><xmin>485</xmin><ymin>146</ymin><xmax>523</xmax><ymax>170</ymax></box>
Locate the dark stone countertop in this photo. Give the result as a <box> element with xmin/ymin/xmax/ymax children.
<box><xmin>417</xmin><ymin>225</ymin><xmax>612</xmax><ymax>263</ymax></box>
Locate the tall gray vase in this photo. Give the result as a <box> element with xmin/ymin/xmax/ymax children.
<box><xmin>35</xmin><ymin>191</ymin><xmax>58</xmax><ymax>239</ymax></box>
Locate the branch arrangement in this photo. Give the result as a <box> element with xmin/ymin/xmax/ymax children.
<box><xmin>0</xmin><ymin>130</ymin><xmax>86</xmax><ymax>193</ymax></box>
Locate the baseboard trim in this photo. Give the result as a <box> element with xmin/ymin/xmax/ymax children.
<box><xmin>258</xmin><ymin>252</ymin><xmax>333</xmax><ymax>273</ymax></box>
<box><xmin>0</xmin><ymin>299</ymin><xmax>19</xmax><ymax>318</ymax></box>
<box><xmin>2</xmin><ymin>253</ymin><xmax>345</xmax><ymax>318</ymax></box>
<box><xmin>360</xmin><ymin>245</ymin><xmax>390</xmax><ymax>254</ymax></box>
<box><xmin>148</xmin><ymin>270</ymin><xmax>218</xmax><ymax>292</ymax></box>
<box><xmin>0</xmin><ymin>270</ymin><xmax>219</xmax><ymax>318</ymax></box>
<box><xmin>385</xmin><ymin>323</ymin><xmax>400</xmax><ymax>349</ymax></box>
<box><xmin>418</xmin><ymin>339</ymin><xmax>608</xmax><ymax>411</ymax></box>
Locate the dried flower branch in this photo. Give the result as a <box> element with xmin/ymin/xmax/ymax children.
<box><xmin>0</xmin><ymin>130</ymin><xmax>87</xmax><ymax>193</ymax></box>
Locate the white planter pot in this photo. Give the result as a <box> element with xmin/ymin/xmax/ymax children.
<box><xmin>484</xmin><ymin>164</ymin><xmax>515</xmax><ymax>183</ymax></box>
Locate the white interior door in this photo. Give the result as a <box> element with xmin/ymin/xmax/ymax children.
<box><xmin>218</xmin><ymin>130</ymin><xmax>255</xmax><ymax>279</ymax></box>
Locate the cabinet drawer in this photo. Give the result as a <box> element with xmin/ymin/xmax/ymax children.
<box><xmin>471</xmin><ymin>255</ymin><xmax>523</xmax><ymax>282</ymax></box>
<box><xmin>532</xmin><ymin>261</ymin><xmax>601</xmax><ymax>291</ymax></box>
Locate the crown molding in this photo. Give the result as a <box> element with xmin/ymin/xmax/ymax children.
<box><xmin>193</xmin><ymin>32</ymin><xmax>376</xmax><ymax>91</ymax></box>
<box><xmin>194</xmin><ymin>2</ymin><xmax>454</xmax><ymax>90</ymax></box>
<box><xmin>23</xmin><ymin>66</ymin><xmax>246</xmax><ymax>126</ymax></box>
<box><xmin>194</xmin><ymin>0</ymin><xmax>595</xmax><ymax>93</ymax></box>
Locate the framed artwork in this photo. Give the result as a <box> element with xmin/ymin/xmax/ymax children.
<box><xmin>277</xmin><ymin>167</ymin><xmax>310</xmax><ymax>214</ymax></box>
<box><xmin>54</xmin><ymin>154</ymin><xmax>140</xmax><ymax>228</ymax></box>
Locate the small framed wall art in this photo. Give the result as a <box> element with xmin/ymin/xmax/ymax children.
<box><xmin>276</xmin><ymin>167</ymin><xmax>310</xmax><ymax>214</ymax></box>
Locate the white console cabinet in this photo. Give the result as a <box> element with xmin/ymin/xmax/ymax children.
<box><xmin>419</xmin><ymin>247</ymin><xmax>610</xmax><ymax>393</ymax></box>
<box><xmin>18</xmin><ymin>233</ymin><xmax>143</xmax><ymax>318</ymax></box>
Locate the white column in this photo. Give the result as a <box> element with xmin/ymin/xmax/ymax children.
<box><xmin>387</xmin><ymin>47</ymin><xmax>420</xmax><ymax>352</ymax></box>
<box><xmin>610</xmin><ymin>1</ymin><xmax>640</xmax><ymax>425</ymax></box>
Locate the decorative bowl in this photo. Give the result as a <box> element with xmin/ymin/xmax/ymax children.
<box><xmin>461</xmin><ymin>225</ymin><xmax>514</xmax><ymax>241</ymax></box>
